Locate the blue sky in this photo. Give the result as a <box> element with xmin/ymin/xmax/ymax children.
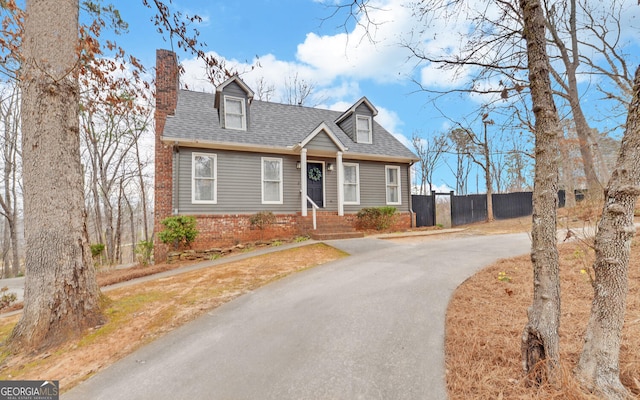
<box><xmin>110</xmin><ymin>0</ymin><xmax>640</xmax><ymax>194</ymax></box>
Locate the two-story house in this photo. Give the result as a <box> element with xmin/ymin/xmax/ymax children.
<box><xmin>154</xmin><ymin>49</ymin><xmax>418</xmax><ymax>260</ymax></box>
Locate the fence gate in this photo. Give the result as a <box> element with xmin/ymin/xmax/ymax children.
<box><xmin>451</xmin><ymin>194</ymin><xmax>487</xmax><ymax>226</ymax></box>
<box><xmin>412</xmin><ymin>194</ymin><xmax>435</xmax><ymax>227</ymax></box>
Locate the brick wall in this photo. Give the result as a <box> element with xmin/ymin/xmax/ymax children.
<box><xmin>154</xmin><ymin>49</ymin><xmax>179</xmax><ymax>261</ymax></box>
<box><xmin>164</xmin><ymin>211</ymin><xmax>413</xmax><ymax>253</ymax></box>
<box><xmin>190</xmin><ymin>214</ymin><xmax>304</xmax><ymax>249</ymax></box>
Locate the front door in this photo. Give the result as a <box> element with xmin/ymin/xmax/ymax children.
<box><xmin>306</xmin><ymin>162</ymin><xmax>324</xmax><ymax>208</ymax></box>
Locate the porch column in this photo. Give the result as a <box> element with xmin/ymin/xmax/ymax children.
<box><xmin>337</xmin><ymin>151</ymin><xmax>344</xmax><ymax>216</ymax></box>
<box><xmin>301</xmin><ymin>148</ymin><xmax>308</xmax><ymax>217</ymax></box>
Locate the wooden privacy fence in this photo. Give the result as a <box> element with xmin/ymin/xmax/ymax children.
<box><xmin>412</xmin><ymin>190</ymin><xmax>570</xmax><ymax>227</ymax></box>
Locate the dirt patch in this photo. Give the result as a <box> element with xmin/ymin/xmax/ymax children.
<box><xmin>0</xmin><ymin>243</ymin><xmax>347</xmax><ymax>392</ymax></box>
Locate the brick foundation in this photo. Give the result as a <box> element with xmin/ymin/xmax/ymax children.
<box><xmin>192</xmin><ymin>214</ymin><xmax>303</xmax><ymax>250</ymax></box>
<box><xmin>154</xmin><ymin>212</ymin><xmax>413</xmax><ymax>260</ymax></box>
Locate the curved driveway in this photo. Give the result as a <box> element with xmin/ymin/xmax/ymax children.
<box><xmin>63</xmin><ymin>233</ymin><xmax>530</xmax><ymax>400</ymax></box>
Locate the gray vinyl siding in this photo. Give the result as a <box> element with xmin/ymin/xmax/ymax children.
<box><xmin>173</xmin><ymin>148</ymin><xmax>410</xmax><ymax>215</ymax></box>
<box><xmin>175</xmin><ymin>148</ymin><xmax>301</xmax><ymax>215</ymax></box>
<box><xmin>306</xmin><ymin>133</ymin><xmax>340</xmax><ymax>153</ymax></box>
<box><xmin>343</xmin><ymin>160</ymin><xmax>410</xmax><ymax>213</ymax></box>
<box><xmin>337</xmin><ymin>116</ymin><xmax>354</xmax><ymax>142</ymax></box>
<box><xmin>355</xmin><ymin>103</ymin><xmax>373</xmax><ymax>116</ymax></box>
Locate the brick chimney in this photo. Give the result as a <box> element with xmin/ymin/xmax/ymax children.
<box><xmin>154</xmin><ymin>49</ymin><xmax>179</xmax><ymax>262</ymax></box>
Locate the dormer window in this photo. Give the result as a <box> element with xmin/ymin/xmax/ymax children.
<box><xmin>356</xmin><ymin>115</ymin><xmax>372</xmax><ymax>144</ymax></box>
<box><xmin>224</xmin><ymin>95</ymin><xmax>246</xmax><ymax>130</ymax></box>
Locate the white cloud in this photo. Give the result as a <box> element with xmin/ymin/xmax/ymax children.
<box><xmin>295</xmin><ymin>0</ymin><xmax>416</xmax><ymax>84</ymax></box>
<box><xmin>178</xmin><ymin>1</ymin><xmax>422</xmax><ymax>98</ymax></box>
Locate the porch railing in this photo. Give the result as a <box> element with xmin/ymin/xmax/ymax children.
<box><xmin>306</xmin><ymin>196</ymin><xmax>320</xmax><ymax>230</ymax></box>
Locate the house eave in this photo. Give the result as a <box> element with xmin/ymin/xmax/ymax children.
<box><xmin>161</xmin><ymin>137</ymin><xmax>299</xmax><ymax>155</ymax></box>
<box><xmin>161</xmin><ymin>137</ymin><xmax>417</xmax><ymax>163</ymax></box>
<box><xmin>342</xmin><ymin>152</ymin><xmax>418</xmax><ymax>164</ymax></box>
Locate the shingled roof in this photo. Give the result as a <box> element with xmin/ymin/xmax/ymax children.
<box><xmin>162</xmin><ymin>89</ymin><xmax>418</xmax><ymax>162</ymax></box>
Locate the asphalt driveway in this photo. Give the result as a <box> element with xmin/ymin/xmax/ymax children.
<box><xmin>63</xmin><ymin>233</ymin><xmax>531</xmax><ymax>400</ymax></box>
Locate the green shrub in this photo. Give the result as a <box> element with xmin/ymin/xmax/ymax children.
<box><xmin>159</xmin><ymin>216</ymin><xmax>199</xmax><ymax>250</ymax></box>
<box><xmin>356</xmin><ymin>206</ymin><xmax>397</xmax><ymax>230</ymax></box>
<box><xmin>250</xmin><ymin>211</ymin><xmax>276</xmax><ymax>230</ymax></box>
<box><xmin>136</xmin><ymin>240</ymin><xmax>154</xmax><ymax>266</ymax></box>
<box><xmin>90</xmin><ymin>243</ymin><xmax>105</xmax><ymax>258</ymax></box>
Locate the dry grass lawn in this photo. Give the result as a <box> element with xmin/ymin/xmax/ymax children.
<box><xmin>445</xmin><ymin>213</ymin><xmax>640</xmax><ymax>399</ymax></box>
<box><xmin>0</xmin><ymin>242</ymin><xmax>347</xmax><ymax>393</ymax></box>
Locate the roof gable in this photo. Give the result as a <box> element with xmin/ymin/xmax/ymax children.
<box><xmin>298</xmin><ymin>122</ymin><xmax>347</xmax><ymax>152</ymax></box>
<box><xmin>335</xmin><ymin>96</ymin><xmax>378</xmax><ymax>124</ymax></box>
<box><xmin>216</xmin><ymin>75</ymin><xmax>255</xmax><ymax>99</ymax></box>
<box><xmin>214</xmin><ymin>76</ymin><xmax>254</xmax><ymax>109</ymax></box>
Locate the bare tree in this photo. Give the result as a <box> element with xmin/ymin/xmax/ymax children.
<box><xmin>406</xmin><ymin>0</ymin><xmax>634</xmax><ymax>199</ymax></box>
<box><xmin>2</xmin><ymin>0</ymin><xmax>225</xmax><ymax>350</ymax></box>
<box><xmin>544</xmin><ymin>0</ymin><xmax>603</xmax><ymax>197</ymax></box>
<box><xmin>446</xmin><ymin>127</ymin><xmax>473</xmax><ymax>194</ymax></box>
<box><xmin>448</xmin><ymin>114</ymin><xmax>496</xmax><ymax>221</ymax></box>
<box><xmin>519</xmin><ymin>0</ymin><xmax>562</xmax><ymax>383</ymax></box>
<box><xmin>0</xmin><ymin>82</ymin><xmax>21</xmax><ymax>277</ymax></box>
<box><xmin>504</xmin><ymin>135</ymin><xmax>533</xmax><ymax>192</ymax></box>
<box><xmin>284</xmin><ymin>72</ymin><xmax>315</xmax><ymax>106</ymax></box>
<box><xmin>10</xmin><ymin>0</ymin><xmax>104</xmax><ymax>350</ymax></box>
<box><xmin>411</xmin><ymin>131</ymin><xmax>449</xmax><ymax>194</ymax></box>
<box><xmin>574</xmin><ymin>66</ymin><xmax>640</xmax><ymax>400</ymax></box>
<box><xmin>81</xmin><ymin>96</ymin><xmax>146</xmax><ymax>265</ymax></box>
<box><xmin>254</xmin><ymin>77</ymin><xmax>275</xmax><ymax>102</ymax></box>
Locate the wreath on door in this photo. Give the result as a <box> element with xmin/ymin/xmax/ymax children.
<box><xmin>308</xmin><ymin>167</ymin><xmax>322</xmax><ymax>181</ymax></box>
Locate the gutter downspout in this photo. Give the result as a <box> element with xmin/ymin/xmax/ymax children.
<box><xmin>300</xmin><ymin>148</ymin><xmax>307</xmax><ymax>217</ymax></box>
<box><xmin>337</xmin><ymin>151</ymin><xmax>344</xmax><ymax>216</ymax></box>
<box><xmin>173</xmin><ymin>144</ymin><xmax>180</xmax><ymax>215</ymax></box>
<box><xmin>408</xmin><ymin>161</ymin><xmax>415</xmax><ymax>227</ymax></box>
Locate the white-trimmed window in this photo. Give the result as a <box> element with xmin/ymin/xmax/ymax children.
<box><xmin>343</xmin><ymin>163</ymin><xmax>360</xmax><ymax>204</ymax></box>
<box><xmin>356</xmin><ymin>115</ymin><xmax>372</xmax><ymax>144</ymax></box>
<box><xmin>262</xmin><ymin>157</ymin><xmax>283</xmax><ymax>204</ymax></box>
<box><xmin>224</xmin><ymin>96</ymin><xmax>246</xmax><ymax>130</ymax></box>
<box><xmin>192</xmin><ymin>153</ymin><xmax>217</xmax><ymax>204</ymax></box>
<box><xmin>385</xmin><ymin>165</ymin><xmax>401</xmax><ymax>205</ymax></box>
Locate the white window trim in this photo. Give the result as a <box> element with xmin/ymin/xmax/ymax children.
<box><xmin>224</xmin><ymin>95</ymin><xmax>246</xmax><ymax>131</ymax></box>
<box><xmin>343</xmin><ymin>162</ymin><xmax>360</xmax><ymax>205</ymax></box>
<box><xmin>356</xmin><ymin>115</ymin><xmax>372</xmax><ymax>144</ymax></box>
<box><xmin>192</xmin><ymin>152</ymin><xmax>217</xmax><ymax>204</ymax></box>
<box><xmin>262</xmin><ymin>157</ymin><xmax>283</xmax><ymax>204</ymax></box>
<box><xmin>385</xmin><ymin>165</ymin><xmax>401</xmax><ymax>205</ymax></box>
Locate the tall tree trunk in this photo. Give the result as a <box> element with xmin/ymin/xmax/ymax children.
<box><xmin>482</xmin><ymin>122</ymin><xmax>494</xmax><ymax>221</ymax></box>
<box><xmin>115</xmin><ymin>177</ymin><xmax>124</xmax><ymax>264</ymax></box>
<box><xmin>133</xmin><ymin>135</ymin><xmax>149</xmax><ymax>242</ymax></box>
<box><xmin>124</xmin><ymin>194</ymin><xmax>136</xmax><ymax>263</ymax></box>
<box><xmin>574</xmin><ymin>67</ymin><xmax>640</xmax><ymax>400</ymax></box>
<box><xmin>519</xmin><ymin>0</ymin><xmax>562</xmax><ymax>383</ymax></box>
<box><xmin>8</xmin><ymin>141</ymin><xmax>19</xmax><ymax>277</ymax></box>
<box><xmin>560</xmin><ymin>136</ymin><xmax>577</xmax><ymax>209</ymax></box>
<box><xmin>9</xmin><ymin>0</ymin><xmax>103</xmax><ymax>351</ymax></box>
<box><xmin>545</xmin><ymin>0</ymin><xmax>602</xmax><ymax>198</ymax></box>
<box><xmin>484</xmin><ymin>148</ymin><xmax>494</xmax><ymax>221</ymax></box>
<box><xmin>1</xmin><ymin>219</ymin><xmax>9</xmax><ymax>278</ymax></box>
<box><xmin>9</xmin><ymin>214</ymin><xmax>19</xmax><ymax>277</ymax></box>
